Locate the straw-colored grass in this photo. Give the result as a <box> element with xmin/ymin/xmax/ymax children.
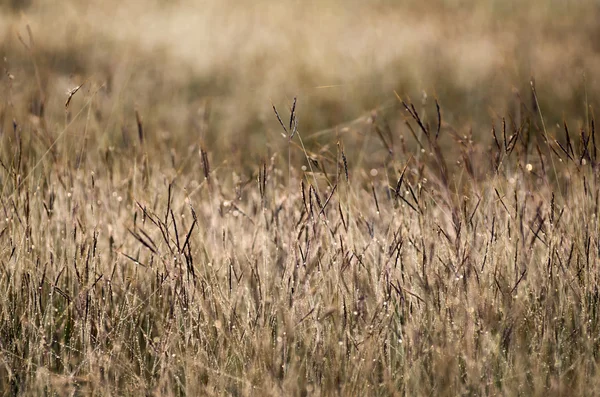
<box><xmin>1</xmin><ymin>1</ymin><xmax>600</xmax><ymax>395</ymax></box>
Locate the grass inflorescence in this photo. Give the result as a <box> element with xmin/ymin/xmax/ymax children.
<box><xmin>1</xmin><ymin>2</ymin><xmax>600</xmax><ymax>395</ymax></box>
<box><xmin>1</xmin><ymin>72</ymin><xmax>600</xmax><ymax>396</ymax></box>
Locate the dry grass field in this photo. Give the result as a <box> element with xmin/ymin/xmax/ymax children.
<box><xmin>1</xmin><ymin>0</ymin><xmax>600</xmax><ymax>395</ymax></box>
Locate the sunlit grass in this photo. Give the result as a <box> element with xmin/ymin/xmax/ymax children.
<box><xmin>1</xmin><ymin>1</ymin><xmax>600</xmax><ymax>396</ymax></box>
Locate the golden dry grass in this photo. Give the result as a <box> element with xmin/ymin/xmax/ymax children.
<box><xmin>1</xmin><ymin>0</ymin><xmax>600</xmax><ymax>396</ymax></box>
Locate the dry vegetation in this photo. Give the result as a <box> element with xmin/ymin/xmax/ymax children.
<box><xmin>1</xmin><ymin>0</ymin><xmax>600</xmax><ymax>396</ymax></box>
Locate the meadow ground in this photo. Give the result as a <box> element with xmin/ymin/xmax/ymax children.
<box><xmin>1</xmin><ymin>0</ymin><xmax>600</xmax><ymax>395</ymax></box>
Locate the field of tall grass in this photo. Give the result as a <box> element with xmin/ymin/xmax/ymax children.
<box><xmin>1</xmin><ymin>0</ymin><xmax>600</xmax><ymax>395</ymax></box>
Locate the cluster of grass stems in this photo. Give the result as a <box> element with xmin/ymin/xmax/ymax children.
<box><xmin>1</xmin><ymin>56</ymin><xmax>600</xmax><ymax>396</ymax></box>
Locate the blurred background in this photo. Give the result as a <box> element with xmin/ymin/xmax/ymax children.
<box><xmin>1</xmin><ymin>0</ymin><xmax>599</xmax><ymax>162</ymax></box>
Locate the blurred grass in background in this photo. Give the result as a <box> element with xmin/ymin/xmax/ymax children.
<box><xmin>1</xmin><ymin>0</ymin><xmax>599</xmax><ymax>159</ymax></box>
